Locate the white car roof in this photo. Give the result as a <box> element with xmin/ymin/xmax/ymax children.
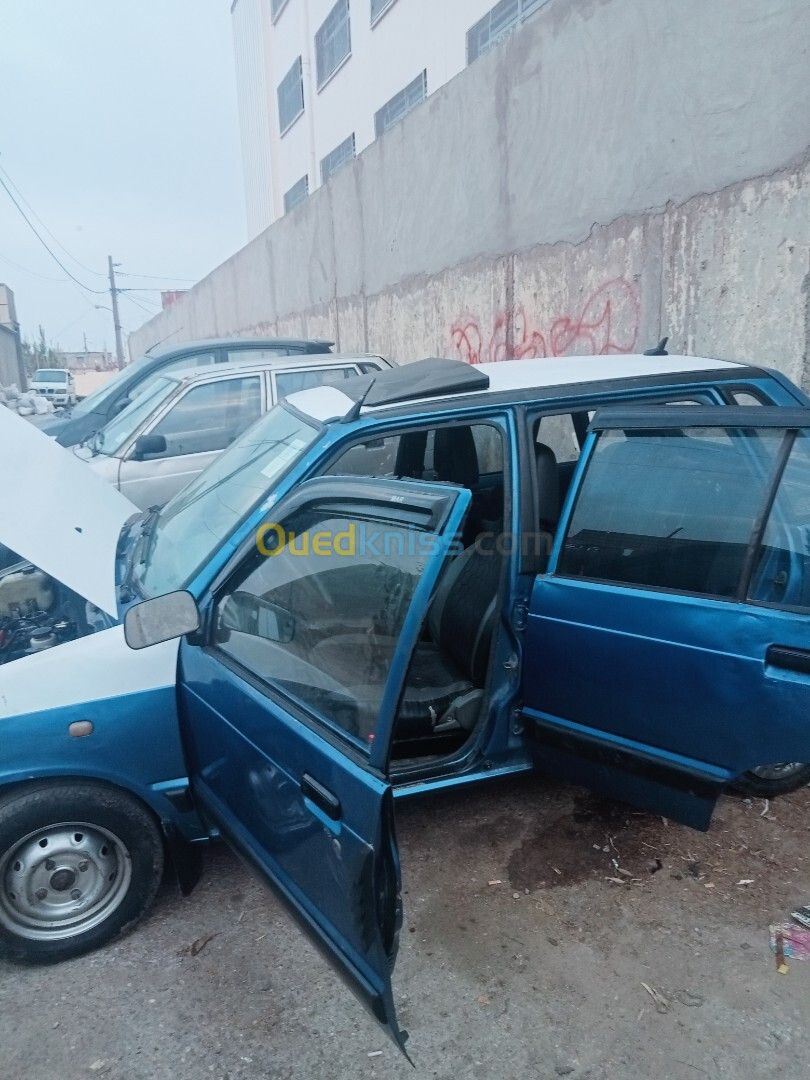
<box><xmin>472</xmin><ymin>353</ymin><xmax>742</xmax><ymax>393</ymax></box>
<box><xmin>287</xmin><ymin>353</ymin><xmax>745</xmax><ymax>424</ymax></box>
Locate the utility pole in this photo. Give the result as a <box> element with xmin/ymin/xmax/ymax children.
<box><xmin>108</xmin><ymin>255</ymin><xmax>125</xmax><ymax>370</ymax></box>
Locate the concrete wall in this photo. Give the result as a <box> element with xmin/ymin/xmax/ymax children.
<box><xmin>0</xmin><ymin>326</ymin><xmax>18</xmax><ymax>388</ymax></box>
<box><xmin>0</xmin><ymin>325</ymin><xmax>22</xmax><ymax>389</ymax></box>
<box><xmin>131</xmin><ymin>0</ymin><xmax>810</xmax><ymax>387</ymax></box>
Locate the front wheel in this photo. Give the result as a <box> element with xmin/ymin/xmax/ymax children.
<box><xmin>0</xmin><ymin>783</ymin><xmax>164</xmax><ymax>964</ymax></box>
<box><xmin>732</xmin><ymin>762</ymin><xmax>810</xmax><ymax>798</ymax></box>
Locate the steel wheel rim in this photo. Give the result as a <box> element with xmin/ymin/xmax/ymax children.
<box><xmin>0</xmin><ymin>821</ymin><xmax>132</xmax><ymax>941</ymax></box>
<box><xmin>748</xmin><ymin>762</ymin><xmax>807</xmax><ymax>781</ymax></box>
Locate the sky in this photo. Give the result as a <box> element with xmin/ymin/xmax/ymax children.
<box><xmin>0</xmin><ymin>0</ymin><xmax>245</xmax><ymax>353</ymax></box>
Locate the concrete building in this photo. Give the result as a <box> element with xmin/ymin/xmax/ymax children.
<box><xmin>55</xmin><ymin>350</ymin><xmax>114</xmax><ymax>372</ymax></box>
<box><xmin>231</xmin><ymin>0</ymin><xmax>548</xmax><ymax>236</ymax></box>
<box><xmin>133</xmin><ymin>0</ymin><xmax>810</xmax><ymax>390</ymax></box>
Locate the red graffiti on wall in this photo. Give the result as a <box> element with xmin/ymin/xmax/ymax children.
<box><xmin>450</xmin><ymin>278</ymin><xmax>640</xmax><ymax>364</ymax></box>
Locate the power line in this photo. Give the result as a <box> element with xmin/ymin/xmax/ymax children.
<box><xmin>117</xmin><ymin>270</ymin><xmax>198</xmax><ymax>283</ymax></box>
<box><xmin>53</xmin><ymin>311</ymin><xmax>93</xmax><ymax>340</ymax></box>
<box><xmin>0</xmin><ymin>251</ymin><xmax>68</xmax><ymax>284</ymax></box>
<box><xmin>0</xmin><ymin>161</ymin><xmax>107</xmax><ymax>279</ymax></box>
<box><xmin>0</xmin><ymin>173</ymin><xmax>106</xmax><ymax>295</ymax></box>
<box><xmin>1</xmin><ymin>162</ymin><xmax>198</xmax><ymax>293</ymax></box>
<box><xmin>122</xmin><ymin>292</ymin><xmax>160</xmax><ymax>317</ymax></box>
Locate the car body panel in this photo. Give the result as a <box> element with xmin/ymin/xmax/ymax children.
<box><xmin>40</xmin><ymin>338</ymin><xmax>340</xmax><ymax>447</ymax></box>
<box><xmin>179</xmin><ymin>476</ymin><xmax>472</xmax><ymax>1050</ymax></box>
<box><xmin>0</xmin><ymin>404</ymin><xmax>136</xmax><ymax>615</ymax></box>
<box><xmin>79</xmin><ymin>356</ymin><xmax>390</xmax><ymax>510</ymax></box>
<box><xmin>0</xmin><ymin>628</ymin><xmax>203</xmax><ymax>838</ymax></box>
<box><xmin>3</xmin><ymin>352</ymin><xmax>810</xmax><ymax>1003</ymax></box>
<box><xmin>523</xmin><ymin>406</ymin><xmax>810</xmax><ymax>829</ymax></box>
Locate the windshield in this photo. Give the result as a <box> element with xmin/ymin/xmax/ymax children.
<box><xmin>133</xmin><ymin>403</ymin><xmax>320</xmax><ymax>597</ymax></box>
<box><xmin>93</xmin><ymin>376</ymin><xmax>177</xmax><ymax>456</ymax></box>
<box><xmin>68</xmin><ymin>352</ymin><xmax>155</xmax><ymax>417</ymax></box>
<box><xmin>34</xmin><ymin>369</ymin><xmax>68</xmax><ymax>383</ymax></box>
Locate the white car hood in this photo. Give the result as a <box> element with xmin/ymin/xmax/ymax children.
<box><xmin>0</xmin><ymin>405</ymin><xmax>137</xmax><ymax>617</ymax></box>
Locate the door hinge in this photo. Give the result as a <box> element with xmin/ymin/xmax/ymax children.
<box><xmin>511</xmin><ymin>708</ymin><xmax>524</xmax><ymax>735</ymax></box>
<box><xmin>512</xmin><ymin>601</ymin><xmax>529</xmax><ymax>632</ymax></box>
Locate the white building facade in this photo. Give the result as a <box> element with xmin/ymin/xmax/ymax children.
<box><xmin>231</xmin><ymin>0</ymin><xmax>547</xmax><ymax>237</ymax></box>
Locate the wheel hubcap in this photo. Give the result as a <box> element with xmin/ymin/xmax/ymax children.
<box><xmin>749</xmin><ymin>762</ymin><xmax>806</xmax><ymax>781</ymax></box>
<box><xmin>0</xmin><ymin>822</ymin><xmax>132</xmax><ymax>941</ymax></box>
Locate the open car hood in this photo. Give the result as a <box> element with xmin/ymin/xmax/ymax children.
<box><xmin>0</xmin><ymin>405</ymin><xmax>137</xmax><ymax>617</ymax></box>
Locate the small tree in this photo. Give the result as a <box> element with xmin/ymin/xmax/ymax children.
<box><xmin>22</xmin><ymin>326</ymin><xmax>59</xmax><ymax>376</ymax></box>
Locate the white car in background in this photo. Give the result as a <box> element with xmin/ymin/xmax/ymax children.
<box><xmin>76</xmin><ymin>352</ymin><xmax>392</xmax><ymax>509</ymax></box>
<box><xmin>29</xmin><ymin>368</ymin><xmax>77</xmax><ymax>407</ymax></box>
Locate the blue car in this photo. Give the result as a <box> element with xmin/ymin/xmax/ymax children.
<box><xmin>2</xmin><ymin>352</ymin><xmax>810</xmax><ymax>1051</ymax></box>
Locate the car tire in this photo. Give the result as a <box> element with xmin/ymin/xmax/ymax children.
<box><xmin>0</xmin><ymin>782</ymin><xmax>164</xmax><ymax>964</ymax></box>
<box><xmin>731</xmin><ymin>762</ymin><xmax>810</xmax><ymax>798</ymax></box>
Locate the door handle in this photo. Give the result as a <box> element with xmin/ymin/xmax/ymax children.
<box><xmin>766</xmin><ymin>645</ymin><xmax>810</xmax><ymax>676</ymax></box>
<box><xmin>301</xmin><ymin>774</ymin><xmax>342</xmax><ymax>820</ymax></box>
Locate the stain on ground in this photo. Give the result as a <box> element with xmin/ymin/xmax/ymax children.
<box><xmin>507</xmin><ymin>793</ymin><xmax>658</xmax><ymax>889</ymax></box>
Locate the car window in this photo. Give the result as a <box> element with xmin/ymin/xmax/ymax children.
<box><xmin>226</xmin><ymin>348</ymin><xmax>288</xmax><ymax>363</ymax></box>
<box><xmin>33</xmin><ymin>369</ymin><xmax>68</xmax><ymax>383</ymax></box>
<box><xmin>126</xmin><ymin>352</ymin><xmax>219</xmax><ymax>403</ymax></box>
<box><xmin>730</xmin><ymin>390</ymin><xmax>766</xmax><ymax>406</ymax></box>
<box><xmin>274</xmin><ymin>366</ymin><xmax>357</xmax><ymax>397</ymax></box>
<box><xmin>472</xmin><ymin>425</ymin><xmax>503</xmax><ymax>474</ymax></box>
<box><xmin>134</xmin><ymin>404</ymin><xmax>319</xmax><ymax>598</ymax></box>
<box><xmin>749</xmin><ymin>432</ymin><xmax>810</xmax><ymax>608</ymax></box>
<box><xmin>327</xmin><ymin>434</ymin><xmax>401</xmax><ymax>476</ymax></box>
<box><xmin>96</xmin><ymin>376</ymin><xmax>178</xmax><ymax>456</ymax></box>
<box><xmin>558</xmin><ymin>426</ymin><xmax>785</xmax><ymax>599</ymax></box>
<box><xmin>214</xmin><ymin>505</ymin><xmax>435</xmax><ymax>750</ymax></box>
<box><xmin>536</xmin><ymin>413</ymin><xmax>581</xmax><ymax>463</ymax></box>
<box><xmin>144</xmin><ymin>376</ymin><xmax>262</xmax><ymax>459</ymax></box>
<box><xmin>156</xmin><ymin>352</ymin><xmax>218</xmax><ymax>378</ymax></box>
<box><xmin>325</xmin><ymin>423</ymin><xmax>502</xmax><ymax>482</ymax></box>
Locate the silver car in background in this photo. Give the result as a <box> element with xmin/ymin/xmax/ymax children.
<box><xmin>77</xmin><ymin>352</ymin><xmax>391</xmax><ymax>508</ymax></box>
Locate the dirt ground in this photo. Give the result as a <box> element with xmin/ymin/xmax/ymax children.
<box><xmin>1</xmin><ymin>776</ymin><xmax>809</xmax><ymax>1080</ymax></box>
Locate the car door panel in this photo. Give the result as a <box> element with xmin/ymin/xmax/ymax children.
<box><xmin>180</xmin><ymin>654</ymin><xmax>401</xmax><ymax>1024</ymax></box>
<box><xmin>117</xmin><ymin>450</ymin><xmax>222</xmax><ymax>509</ymax></box>
<box><xmin>178</xmin><ymin>476</ymin><xmax>471</xmax><ymax>1050</ymax></box>
<box><xmin>117</xmin><ymin>374</ymin><xmax>265</xmax><ymax>508</ymax></box>
<box><xmin>523</xmin><ymin>407</ymin><xmax>810</xmax><ymax>829</ymax></box>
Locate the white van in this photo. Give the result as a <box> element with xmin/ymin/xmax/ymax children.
<box><xmin>29</xmin><ymin>368</ymin><xmax>77</xmax><ymax>407</ymax></box>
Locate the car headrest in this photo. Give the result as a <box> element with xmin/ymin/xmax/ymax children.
<box><xmin>535</xmin><ymin>442</ymin><xmax>559</xmax><ymax>527</ymax></box>
<box><xmin>433</xmin><ymin>426</ymin><xmax>479</xmax><ymax>487</ymax></box>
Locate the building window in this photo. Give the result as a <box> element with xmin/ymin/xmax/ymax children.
<box><xmin>374</xmin><ymin>70</ymin><xmax>427</xmax><ymax>137</ymax></box>
<box><xmin>467</xmin><ymin>0</ymin><xmax>545</xmax><ymax>64</ymax></box>
<box><xmin>270</xmin><ymin>0</ymin><xmax>290</xmax><ymax>22</ymax></box>
<box><xmin>321</xmin><ymin>133</ymin><xmax>356</xmax><ymax>183</ymax></box>
<box><xmin>315</xmin><ymin>0</ymin><xmax>351</xmax><ymax>90</ymax></box>
<box><xmin>283</xmin><ymin>175</ymin><xmax>309</xmax><ymax>213</ymax></box>
<box><xmin>370</xmin><ymin>0</ymin><xmax>398</xmax><ymax>26</ymax></box>
<box><xmin>277</xmin><ymin>57</ymin><xmax>304</xmax><ymax>135</ymax></box>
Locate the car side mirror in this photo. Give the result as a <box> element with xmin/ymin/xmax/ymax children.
<box><xmin>124</xmin><ymin>591</ymin><xmax>200</xmax><ymax>650</ymax></box>
<box><xmin>132</xmin><ymin>433</ymin><xmax>167</xmax><ymax>460</ymax></box>
<box><xmin>113</xmin><ymin>397</ymin><xmax>132</xmax><ymax>415</ymax></box>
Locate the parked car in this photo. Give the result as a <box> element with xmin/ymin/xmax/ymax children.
<box><xmin>32</xmin><ymin>337</ymin><xmax>339</xmax><ymax>447</ymax></box>
<box><xmin>2</xmin><ymin>352</ymin><xmax>810</xmax><ymax>1052</ymax></box>
<box><xmin>29</xmin><ymin>367</ymin><xmax>77</xmax><ymax>407</ymax></box>
<box><xmin>76</xmin><ymin>353</ymin><xmax>393</xmax><ymax>509</ymax></box>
